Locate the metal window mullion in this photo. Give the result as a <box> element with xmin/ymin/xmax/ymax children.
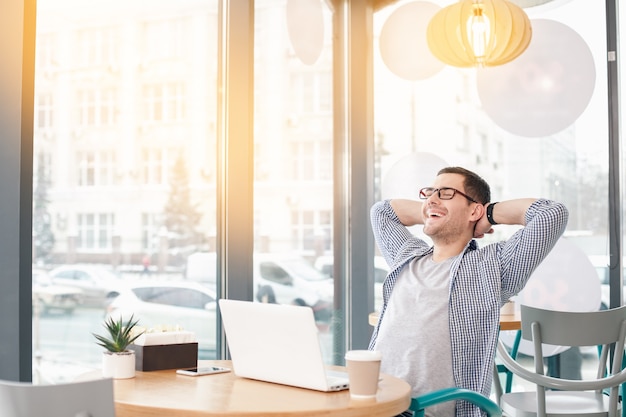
<box><xmin>606</xmin><ymin>0</ymin><xmax>623</xmax><ymax>309</ymax></box>
<box><xmin>216</xmin><ymin>0</ymin><xmax>255</xmax><ymax>359</ymax></box>
<box><xmin>332</xmin><ymin>0</ymin><xmax>376</xmax><ymax>365</ymax></box>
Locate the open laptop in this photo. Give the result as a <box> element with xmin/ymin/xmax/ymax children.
<box><xmin>218</xmin><ymin>299</ymin><xmax>349</xmax><ymax>392</ymax></box>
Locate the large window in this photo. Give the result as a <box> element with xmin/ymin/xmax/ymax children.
<box><xmin>31</xmin><ymin>0</ymin><xmax>220</xmax><ymax>383</ymax></box>
<box><xmin>373</xmin><ymin>0</ymin><xmax>613</xmax><ymax>384</ymax></box>
<box><xmin>16</xmin><ymin>0</ymin><xmax>623</xmax><ymax>386</ymax></box>
<box><xmin>31</xmin><ymin>0</ymin><xmax>338</xmax><ymax>383</ymax></box>
<box><xmin>253</xmin><ymin>1</ymin><xmax>335</xmax><ymax>361</ymax></box>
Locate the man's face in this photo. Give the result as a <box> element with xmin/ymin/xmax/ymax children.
<box><xmin>421</xmin><ymin>173</ymin><xmax>478</xmax><ymax>243</ymax></box>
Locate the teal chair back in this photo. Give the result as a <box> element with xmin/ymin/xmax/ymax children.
<box><xmin>410</xmin><ymin>387</ymin><xmax>502</xmax><ymax>417</ymax></box>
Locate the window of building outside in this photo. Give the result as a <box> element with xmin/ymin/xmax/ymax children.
<box><xmin>373</xmin><ymin>0</ymin><xmax>612</xmax><ymax>386</ymax></box>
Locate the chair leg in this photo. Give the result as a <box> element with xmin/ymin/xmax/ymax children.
<box><xmin>493</xmin><ymin>362</ymin><xmax>503</xmax><ymax>405</ymax></box>
<box><xmin>495</xmin><ymin>329</ymin><xmax>521</xmax><ymax>400</ymax></box>
<box><xmin>622</xmin><ymin>381</ymin><xmax>625</xmax><ymax>417</ymax></box>
<box><xmin>506</xmin><ymin>330</ymin><xmax>522</xmax><ymax>393</ymax></box>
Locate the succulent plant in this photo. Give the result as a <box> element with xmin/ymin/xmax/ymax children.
<box><xmin>93</xmin><ymin>314</ymin><xmax>144</xmax><ymax>353</ymax></box>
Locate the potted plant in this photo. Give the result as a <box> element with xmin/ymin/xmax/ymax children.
<box><xmin>93</xmin><ymin>314</ymin><xmax>144</xmax><ymax>379</ymax></box>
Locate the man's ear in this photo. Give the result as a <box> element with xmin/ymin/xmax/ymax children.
<box><xmin>470</xmin><ymin>203</ymin><xmax>485</xmax><ymax>221</ymax></box>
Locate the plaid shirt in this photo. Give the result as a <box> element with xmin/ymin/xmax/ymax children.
<box><xmin>369</xmin><ymin>198</ymin><xmax>568</xmax><ymax>417</ymax></box>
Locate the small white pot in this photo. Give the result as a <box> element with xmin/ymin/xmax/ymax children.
<box><xmin>102</xmin><ymin>350</ymin><xmax>136</xmax><ymax>379</ymax></box>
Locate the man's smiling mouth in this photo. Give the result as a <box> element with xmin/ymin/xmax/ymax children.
<box><xmin>427</xmin><ymin>211</ymin><xmax>444</xmax><ymax>218</ymax></box>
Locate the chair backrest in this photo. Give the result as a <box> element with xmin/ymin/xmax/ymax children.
<box><xmin>521</xmin><ymin>304</ymin><xmax>626</xmax><ymax>379</ymax></box>
<box><xmin>410</xmin><ymin>387</ymin><xmax>502</xmax><ymax>417</ymax></box>
<box><xmin>520</xmin><ymin>304</ymin><xmax>626</xmax><ymax>347</ymax></box>
<box><xmin>0</xmin><ymin>377</ymin><xmax>115</xmax><ymax>417</ymax></box>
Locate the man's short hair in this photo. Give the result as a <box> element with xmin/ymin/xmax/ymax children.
<box><xmin>437</xmin><ymin>166</ymin><xmax>491</xmax><ymax>204</ymax></box>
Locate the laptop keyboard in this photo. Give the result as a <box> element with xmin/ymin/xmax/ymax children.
<box><xmin>326</xmin><ymin>370</ymin><xmax>348</xmax><ymax>379</ymax></box>
<box><xmin>326</xmin><ymin>370</ymin><xmax>349</xmax><ymax>388</ymax></box>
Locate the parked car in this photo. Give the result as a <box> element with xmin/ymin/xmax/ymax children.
<box><xmin>32</xmin><ymin>269</ymin><xmax>83</xmax><ymax>315</ymax></box>
<box><xmin>185</xmin><ymin>252</ymin><xmax>333</xmax><ymax>320</ymax></box>
<box><xmin>106</xmin><ymin>280</ymin><xmax>217</xmax><ymax>355</ymax></box>
<box><xmin>314</xmin><ymin>255</ymin><xmax>388</xmax><ymax>312</ymax></box>
<box><xmin>47</xmin><ymin>265</ymin><xmax>125</xmax><ymax>308</ymax></box>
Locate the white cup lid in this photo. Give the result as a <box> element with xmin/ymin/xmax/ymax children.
<box><xmin>345</xmin><ymin>350</ymin><xmax>382</xmax><ymax>361</ymax></box>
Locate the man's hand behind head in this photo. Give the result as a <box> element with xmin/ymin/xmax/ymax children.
<box><xmin>474</xmin><ymin>204</ymin><xmax>494</xmax><ymax>238</ymax></box>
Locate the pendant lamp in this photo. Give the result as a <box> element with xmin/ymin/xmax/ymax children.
<box><xmin>427</xmin><ymin>0</ymin><xmax>532</xmax><ymax>68</ymax></box>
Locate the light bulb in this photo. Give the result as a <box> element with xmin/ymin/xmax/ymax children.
<box><xmin>466</xmin><ymin>3</ymin><xmax>490</xmax><ymax>65</ymax></box>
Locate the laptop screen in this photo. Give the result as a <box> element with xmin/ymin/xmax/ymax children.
<box><xmin>219</xmin><ymin>299</ymin><xmax>345</xmax><ymax>391</ymax></box>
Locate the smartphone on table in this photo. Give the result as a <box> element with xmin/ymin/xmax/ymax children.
<box><xmin>176</xmin><ymin>366</ymin><xmax>231</xmax><ymax>376</ymax></box>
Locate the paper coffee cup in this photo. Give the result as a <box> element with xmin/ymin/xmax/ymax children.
<box><xmin>345</xmin><ymin>350</ymin><xmax>382</xmax><ymax>399</ymax></box>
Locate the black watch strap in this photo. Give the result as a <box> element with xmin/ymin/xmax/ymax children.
<box><xmin>486</xmin><ymin>202</ymin><xmax>498</xmax><ymax>225</ymax></box>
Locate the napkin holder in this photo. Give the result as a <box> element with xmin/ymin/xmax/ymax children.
<box><xmin>130</xmin><ymin>331</ymin><xmax>198</xmax><ymax>371</ymax></box>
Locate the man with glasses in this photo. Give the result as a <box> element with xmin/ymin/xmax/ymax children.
<box><xmin>369</xmin><ymin>166</ymin><xmax>568</xmax><ymax>417</ymax></box>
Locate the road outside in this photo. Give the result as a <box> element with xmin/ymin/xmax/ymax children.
<box><xmin>33</xmin><ymin>306</ymin><xmax>108</xmax><ymax>383</ymax></box>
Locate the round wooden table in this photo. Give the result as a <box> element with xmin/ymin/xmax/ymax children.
<box><xmin>83</xmin><ymin>360</ymin><xmax>411</xmax><ymax>417</ymax></box>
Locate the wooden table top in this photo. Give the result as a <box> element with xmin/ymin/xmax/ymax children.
<box><xmin>498</xmin><ymin>310</ymin><xmax>521</xmax><ymax>331</ymax></box>
<box><xmin>84</xmin><ymin>360</ymin><xmax>411</xmax><ymax>417</ymax></box>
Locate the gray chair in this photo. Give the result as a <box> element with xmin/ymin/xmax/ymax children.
<box><xmin>497</xmin><ymin>304</ymin><xmax>626</xmax><ymax>417</ymax></box>
<box><xmin>0</xmin><ymin>377</ymin><xmax>115</xmax><ymax>417</ymax></box>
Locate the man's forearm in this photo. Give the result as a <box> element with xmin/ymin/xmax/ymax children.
<box><xmin>389</xmin><ymin>199</ymin><xmax>424</xmax><ymax>226</ymax></box>
<box><xmin>487</xmin><ymin>198</ymin><xmax>537</xmax><ymax>226</ymax></box>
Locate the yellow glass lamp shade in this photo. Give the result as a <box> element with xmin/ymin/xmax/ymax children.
<box><xmin>427</xmin><ymin>0</ymin><xmax>532</xmax><ymax>67</ymax></box>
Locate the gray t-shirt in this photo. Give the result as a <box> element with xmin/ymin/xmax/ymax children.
<box><xmin>374</xmin><ymin>253</ymin><xmax>456</xmax><ymax>417</ymax></box>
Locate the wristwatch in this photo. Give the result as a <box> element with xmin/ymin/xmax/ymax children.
<box><xmin>486</xmin><ymin>202</ymin><xmax>498</xmax><ymax>225</ymax></box>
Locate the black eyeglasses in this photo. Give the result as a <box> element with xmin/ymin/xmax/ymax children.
<box><xmin>419</xmin><ymin>187</ymin><xmax>478</xmax><ymax>203</ymax></box>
